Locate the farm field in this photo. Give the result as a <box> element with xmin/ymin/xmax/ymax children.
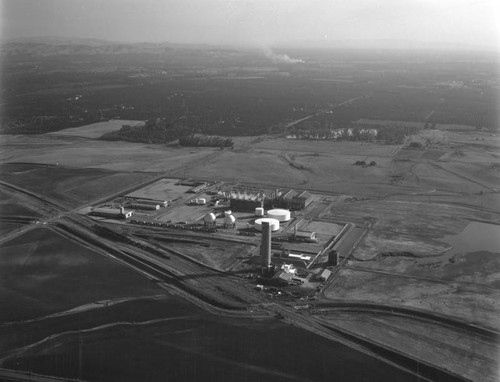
<box><xmin>0</xmin><ymin>222</ymin><xmax>22</xmax><ymax>236</ymax></box>
<box><xmin>0</xmin><ymin>163</ymin><xmax>157</xmax><ymax>208</ymax></box>
<box><xmin>0</xmin><ymin>227</ymin><xmax>163</xmax><ymax>322</ymax></box>
<box><xmin>0</xmin><ymin>310</ymin><xmax>414</xmax><ymax>382</ymax></box>
<box><xmin>0</xmin><ymin>190</ymin><xmax>42</xmax><ymax>217</ymax></box>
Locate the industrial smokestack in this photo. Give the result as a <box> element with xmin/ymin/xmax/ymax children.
<box><xmin>260</xmin><ymin>221</ymin><xmax>272</xmax><ymax>272</ymax></box>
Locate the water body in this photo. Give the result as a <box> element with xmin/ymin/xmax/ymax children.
<box><xmin>442</xmin><ymin>222</ymin><xmax>500</xmax><ymax>254</ymax></box>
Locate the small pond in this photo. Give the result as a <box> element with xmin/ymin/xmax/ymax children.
<box><xmin>442</xmin><ymin>222</ymin><xmax>500</xmax><ymax>254</ymax></box>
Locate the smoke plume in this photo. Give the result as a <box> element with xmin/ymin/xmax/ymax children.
<box><xmin>264</xmin><ymin>47</ymin><xmax>304</xmax><ymax>64</ymax></box>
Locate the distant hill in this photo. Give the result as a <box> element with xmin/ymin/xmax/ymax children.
<box><xmin>0</xmin><ymin>37</ymin><xmax>244</xmax><ymax>57</ymax></box>
<box><xmin>277</xmin><ymin>38</ymin><xmax>498</xmax><ymax>54</ymax></box>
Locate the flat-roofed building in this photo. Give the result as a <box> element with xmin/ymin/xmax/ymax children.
<box><xmin>281</xmin><ymin>189</ymin><xmax>313</xmax><ymax>210</ymax></box>
<box><xmin>294</xmin><ymin>230</ymin><xmax>317</xmax><ymax>242</ymax></box>
<box><xmin>90</xmin><ymin>206</ymin><xmax>133</xmax><ymax>219</ymax></box>
<box><xmin>317</xmin><ymin>268</ymin><xmax>332</xmax><ymax>282</ymax></box>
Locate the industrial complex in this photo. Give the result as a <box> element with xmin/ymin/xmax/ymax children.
<box><xmin>83</xmin><ymin>178</ymin><xmax>356</xmax><ymax>293</ymax></box>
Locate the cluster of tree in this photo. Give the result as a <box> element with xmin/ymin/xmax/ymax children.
<box><xmin>354</xmin><ymin>160</ymin><xmax>377</xmax><ymax>166</ymax></box>
<box><xmin>101</xmin><ymin>118</ymin><xmax>187</xmax><ymax>143</ymax></box>
<box><xmin>179</xmin><ymin>134</ymin><xmax>233</xmax><ymax>147</ymax></box>
<box><xmin>291</xmin><ymin>123</ymin><xmax>420</xmax><ymax>144</ymax></box>
<box><xmin>407</xmin><ymin>142</ymin><xmax>423</xmax><ymax>149</ymax></box>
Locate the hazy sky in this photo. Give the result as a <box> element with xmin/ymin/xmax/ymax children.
<box><xmin>2</xmin><ymin>0</ymin><xmax>499</xmax><ymax>49</ymax></box>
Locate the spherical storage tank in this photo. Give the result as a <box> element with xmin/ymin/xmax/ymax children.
<box><xmin>204</xmin><ymin>212</ymin><xmax>216</xmax><ymax>223</ymax></box>
<box><xmin>224</xmin><ymin>214</ymin><xmax>236</xmax><ymax>225</ymax></box>
<box><xmin>254</xmin><ymin>218</ymin><xmax>280</xmax><ymax>232</ymax></box>
<box><xmin>267</xmin><ymin>209</ymin><xmax>291</xmax><ymax>222</ymax></box>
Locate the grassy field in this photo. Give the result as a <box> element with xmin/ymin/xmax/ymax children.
<box><xmin>0</xmin><ymin>189</ymin><xmax>42</xmax><ymax>217</ymax></box>
<box><xmin>3</xmin><ymin>127</ymin><xmax>498</xmax><ymax>199</ymax></box>
<box><xmin>126</xmin><ymin>178</ymin><xmax>192</xmax><ymax>201</ymax></box>
<box><xmin>355</xmin><ymin>119</ymin><xmax>476</xmax><ymax>131</ymax></box>
<box><xmin>324</xmin><ymin>266</ymin><xmax>500</xmax><ymax>329</ymax></box>
<box><xmin>0</xmin><ymin>135</ymin><xmax>214</xmax><ymax>173</ymax></box>
<box><xmin>317</xmin><ymin>311</ymin><xmax>499</xmax><ymax>382</ymax></box>
<box><xmin>167</xmin><ymin>240</ymin><xmax>256</xmax><ymax>270</ymax></box>
<box><xmin>0</xmin><ymin>227</ymin><xmax>163</xmax><ymax>322</ymax></box>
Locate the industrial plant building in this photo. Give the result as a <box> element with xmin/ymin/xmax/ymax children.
<box><xmin>125</xmin><ymin>198</ymin><xmax>168</xmax><ymax>207</ymax></box>
<box><xmin>126</xmin><ymin>203</ymin><xmax>160</xmax><ymax>211</ymax></box>
<box><xmin>294</xmin><ymin>230</ymin><xmax>317</xmax><ymax>242</ymax></box>
<box><xmin>317</xmin><ymin>268</ymin><xmax>332</xmax><ymax>282</ymax></box>
<box><xmin>228</xmin><ymin>190</ymin><xmax>265</xmax><ymax>212</ymax></box>
<box><xmin>281</xmin><ymin>190</ymin><xmax>313</xmax><ymax>210</ymax></box>
<box><xmin>90</xmin><ymin>206</ymin><xmax>133</xmax><ymax>219</ymax></box>
<box><xmin>227</xmin><ymin>188</ymin><xmax>312</xmax><ymax>212</ymax></box>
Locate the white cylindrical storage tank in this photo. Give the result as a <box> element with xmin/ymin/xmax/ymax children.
<box><xmin>267</xmin><ymin>208</ymin><xmax>291</xmax><ymax>222</ymax></box>
<box><xmin>224</xmin><ymin>214</ymin><xmax>236</xmax><ymax>225</ymax></box>
<box><xmin>254</xmin><ymin>218</ymin><xmax>280</xmax><ymax>232</ymax></box>
<box><xmin>198</xmin><ymin>198</ymin><xmax>207</xmax><ymax>205</ymax></box>
<box><xmin>204</xmin><ymin>212</ymin><xmax>216</xmax><ymax>223</ymax></box>
<box><xmin>224</xmin><ymin>210</ymin><xmax>232</xmax><ymax>216</ymax></box>
<box><xmin>255</xmin><ymin>207</ymin><xmax>264</xmax><ymax>216</ymax></box>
